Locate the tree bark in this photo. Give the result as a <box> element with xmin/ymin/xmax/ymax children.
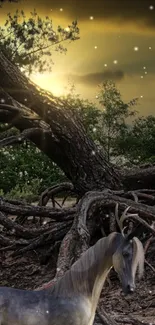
<box><xmin>0</xmin><ymin>50</ymin><xmax>121</xmax><ymax>194</ymax></box>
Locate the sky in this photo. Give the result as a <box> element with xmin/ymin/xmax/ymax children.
<box><xmin>0</xmin><ymin>0</ymin><xmax>155</xmax><ymax>116</ymax></box>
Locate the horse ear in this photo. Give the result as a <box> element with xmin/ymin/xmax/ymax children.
<box><xmin>126</xmin><ymin>224</ymin><xmax>144</xmax><ymax>241</ymax></box>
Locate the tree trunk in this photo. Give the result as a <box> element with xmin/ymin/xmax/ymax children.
<box><xmin>0</xmin><ymin>50</ymin><xmax>121</xmax><ymax>194</ymax></box>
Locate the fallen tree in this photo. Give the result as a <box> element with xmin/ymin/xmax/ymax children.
<box><xmin>0</xmin><ymin>50</ymin><xmax>155</xmax><ymax>325</ymax></box>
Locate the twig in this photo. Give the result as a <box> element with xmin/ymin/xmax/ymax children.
<box><xmin>145</xmin><ymin>259</ymin><xmax>155</xmax><ymax>272</ymax></box>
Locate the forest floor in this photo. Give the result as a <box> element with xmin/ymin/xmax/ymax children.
<box><xmin>0</xmin><ymin>199</ymin><xmax>154</xmax><ymax>325</ymax></box>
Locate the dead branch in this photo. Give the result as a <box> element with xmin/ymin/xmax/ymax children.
<box><xmin>0</xmin><ymin>127</ymin><xmax>49</xmax><ymax>147</ymax></box>
<box><xmin>12</xmin><ymin>221</ymin><xmax>72</xmax><ymax>256</ymax></box>
<box><xmin>39</xmin><ymin>182</ymin><xmax>75</xmax><ymax>206</ymax></box>
<box><xmin>0</xmin><ymin>197</ymin><xmax>75</xmax><ymax>220</ymax></box>
<box><xmin>0</xmin><ymin>211</ymin><xmax>71</xmax><ymax>240</ymax></box>
<box><xmin>121</xmin><ymin>165</ymin><xmax>155</xmax><ymax>190</ymax></box>
<box><xmin>145</xmin><ymin>259</ymin><xmax>155</xmax><ymax>272</ymax></box>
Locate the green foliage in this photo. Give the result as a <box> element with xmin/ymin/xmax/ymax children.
<box><xmin>64</xmin><ymin>81</ymin><xmax>138</xmax><ymax>162</ymax></box>
<box><xmin>116</xmin><ymin>115</ymin><xmax>155</xmax><ymax>164</ymax></box>
<box><xmin>96</xmin><ymin>80</ymin><xmax>138</xmax><ymax>161</ymax></box>
<box><xmin>0</xmin><ymin>138</ymin><xmax>67</xmax><ymax>196</ymax></box>
<box><xmin>0</xmin><ymin>9</ymin><xmax>79</xmax><ymax>74</ymax></box>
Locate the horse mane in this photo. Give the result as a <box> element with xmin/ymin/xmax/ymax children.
<box><xmin>132</xmin><ymin>237</ymin><xmax>144</xmax><ymax>279</ymax></box>
<box><xmin>45</xmin><ymin>234</ymin><xmax>117</xmax><ymax>297</ymax></box>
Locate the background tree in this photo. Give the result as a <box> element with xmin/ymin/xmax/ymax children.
<box><xmin>96</xmin><ymin>80</ymin><xmax>138</xmax><ymax>161</ymax></box>
<box><xmin>115</xmin><ymin>115</ymin><xmax>155</xmax><ymax>164</ymax></box>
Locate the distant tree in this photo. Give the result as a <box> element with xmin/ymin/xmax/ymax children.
<box><xmin>94</xmin><ymin>80</ymin><xmax>138</xmax><ymax>161</ymax></box>
<box><xmin>116</xmin><ymin>115</ymin><xmax>155</xmax><ymax>164</ymax></box>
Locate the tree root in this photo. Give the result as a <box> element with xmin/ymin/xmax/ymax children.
<box><xmin>38</xmin><ymin>182</ymin><xmax>75</xmax><ymax>207</ymax></box>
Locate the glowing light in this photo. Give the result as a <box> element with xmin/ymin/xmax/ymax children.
<box><xmin>149</xmin><ymin>46</ymin><xmax>152</xmax><ymax>50</ymax></box>
<box><xmin>65</xmin><ymin>27</ymin><xmax>70</xmax><ymax>32</ymax></box>
<box><xmin>60</xmin><ymin>8</ymin><xmax>63</xmax><ymax>11</ymax></box>
<box><xmin>113</xmin><ymin>60</ymin><xmax>118</xmax><ymax>64</ymax></box>
<box><xmin>149</xmin><ymin>5</ymin><xmax>154</xmax><ymax>10</ymax></box>
<box><xmin>95</xmin><ymin>95</ymin><xmax>98</xmax><ymax>98</ymax></box>
<box><xmin>145</xmin><ymin>71</ymin><xmax>147</xmax><ymax>74</ymax></box>
<box><xmin>94</xmin><ymin>46</ymin><xmax>97</xmax><ymax>49</ymax></box>
<box><xmin>143</xmin><ymin>66</ymin><xmax>146</xmax><ymax>69</ymax></box>
<box><xmin>0</xmin><ymin>98</ymin><xmax>5</xmax><ymax>103</ymax></box>
<box><xmin>93</xmin><ymin>127</ymin><xmax>97</xmax><ymax>132</ymax></box>
<box><xmin>140</xmin><ymin>95</ymin><xmax>143</xmax><ymax>98</ymax></box>
<box><xmin>89</xmin><ymin>16</ymin><xmax>94</xmax><ymax>20</ymax></box>
<box><xmin>141</xmin><ymin>76</ymin><xmax>144</xmax><ymax>78</ymax></box>
<box><xmin>134</xmin><ymin>46</ymin><xmax>139</xmax><ymax>51</ymax></box>
<box><xmin>104</xmin><ymin>63</ymin><xmax>107</xmax><ymax>67</ymax></box>
<box><xmin>91</xmin><ymin>151</ymin><xmax>96</xmax><ymax>155</ymax></box>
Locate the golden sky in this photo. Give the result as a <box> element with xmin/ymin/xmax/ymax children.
<box><xmin>0</xmin><ymin>0</ymin><xmax>155</xmax><ymax>116</ymax></box>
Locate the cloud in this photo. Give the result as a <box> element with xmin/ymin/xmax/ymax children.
<box><xmin>29</xmin><ymin>0</ymin><xmax>155</xmax><ymax>30</ymax></box>
<box><xmin>69</xmin><ymin>70</ymin><xmax>125</xmax><ymax>86</ymax></box>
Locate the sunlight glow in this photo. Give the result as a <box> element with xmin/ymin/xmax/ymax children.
<box><xmin>30</xmin><ymin>73</ymin><xmax>65</xmax><ymax>97</ymax></box>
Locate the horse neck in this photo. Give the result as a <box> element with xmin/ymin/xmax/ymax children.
<box><xmin>47</xmin><ymin>232</ymin><xmax>119</xmax><ymax>300</ymax></box>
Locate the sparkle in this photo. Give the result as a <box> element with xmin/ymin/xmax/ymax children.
<box><xmin>143</xmin><ymin>66</ymin><xmax>146</xmax><ymax>69</ymax></box>
<box><xmin>24</xmin><ymin>24</ymin><xmax>28</xmax><ymax>29</ymax></box>
<box><xmin>24</xmin><ymin>98</ymin><xmax>27</xmax><ymax>101</ymax></box>
<box><xmin>134</xmin><ymin>46</ymin><xmax>139</xmax><ymax>51</ymax></box>
<box><xmin>95</xmin><ymin>95</ymin><xmax>99</xmax><ymax>99</ymax></box>
<box><xmin>0</xmin><ymin>98</ymin><xmax>5</xmax><ymax>103</ymax></box>
<box><xmin>89</xmin><ymin>16</ymin><xmax>94</xmax><ymax>20</ymax></box>
<box><xmin>141</xmin><ymin>76</ymin><xmax>144</xmax><ymax>78</ymax></box>
<box><xmin>65</xmin><ymin>27</ymin><xmax>70</xmax><ymax>32</ymax></box>
<box><xmin>46</xmin><ymin>310</ymin><xmax>49</xmax><ymax>314</ymax></box>
<box><xmin>149</xmin><ymin>5</ymin><xmax>154</xmax><ymax>10</ymax></box>
<box><xmin>113</xmin><ymin>60</ymin><xmax>118</xmax><ymax>64</ymax></box>
<box><xmin>93</xmin><ymin>127</ymin><xmax>97</xmax><ymax>132</ymax></box>
<box><xmin>140</xmin><ymin>95</ymin><xmax>143</xmax><ymax>98</ymax></box>
<box><xmin>94</xmin><ymin>46</ymin><xmax>97</xmax><ymax>49</ymax></box>
<box><xmin>149</xmin><ymin>46</ymin><xmax>152</xmax><ymax>50</ymax></box>
<box><xmin>60</xmin><ymin>8</ymin><xmax>63</xmax><ymax>11</ymax></box>
<box><xmin>145</xmin><ymin>71</ymin><xmax>147</xmax><ymax>74</ymax></box>
<box><xmin>104</xmin><ymin>63</ymin><xmax>107</xmax><ymax>67</ymax></box>
<box><xmin>91</xmin><ymin>150</ymin><xmax>96</xmax><ymax>155</ymax></box>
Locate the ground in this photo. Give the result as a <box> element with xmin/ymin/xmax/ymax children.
<box><xmin>0</xmin><ymin>200</ymin><xmax>154</xmax><ymax>325</ymax></box>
